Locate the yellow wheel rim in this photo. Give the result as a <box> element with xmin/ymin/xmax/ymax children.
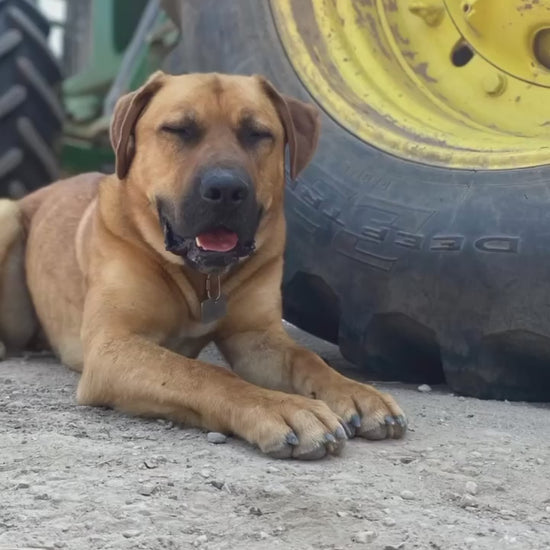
<box><xmin>270</xmin><ymin>0</ymin><xmax>550</xmax><ymax>169</ymax></box>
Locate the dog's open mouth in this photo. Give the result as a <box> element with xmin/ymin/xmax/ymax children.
<box><xmin>161</xmin><ymin>218</ymin><xmax>255</xmax><ymax>272</ymax></box>
<box><xmin>195</xmin><ymin>227</ymin><xmax>239</xmax><ymax>253</ymax></box>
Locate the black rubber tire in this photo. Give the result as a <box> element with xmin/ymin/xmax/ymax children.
<box><xmin>165</xmin><ymin>0</ymin><xmax>550</xmax><ymax>401</ymax></box>
<box><xmin>0</xmin><ymin>0</ymin><xmax>63</xmax><ymax>198</ymax></box>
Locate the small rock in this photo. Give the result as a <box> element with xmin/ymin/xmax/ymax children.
<box><xmin>460</xmin><ymin>494</ymin><xmax>477</xmax><ymax>508</ymax></box>
<box><xmin>465</xmin><ymin>481</ymin><xmax>478</xmax><ymax>495</ymax></box>
<box><xmin>464</xmin><ymin>537</ymin><xmax>476</xmax><ymax>547</ymax></box>
<box><xmin>383</xmin><ymin>517</ymin><xmax>396</xmax><ymax>526</ymax></box>
<box><xmin>122</xmin><ymin>530</ymin><xmax>141</xmax><ymax>538</ymax></box>
<box><xmin>470</xmin><ymin>451</ymin><xmax>483</xmax><ymax>459</ymax></box>
<box><xmin>400</xmin><ymin>490</ymin><xmax>415</xmax><ymax>500</ymax></box>
<box><xmin>352</xmin><ymin>531</ymin><xmax>377</xmax><ymax>544</ymax></box>
<box><xmin>266</xmin><ymin>466</ymin><xmax>280</xmax><ymax>474</ymax></box>
<box><xmin>209</xmin><ymin>480</ymin><xmax>224</xmax><ymax>490</ymax></box>
<box><xmin>193</xmin><ymin>534</ymin><xmax>208</xmax><ymax>547</ymax></box>
<box><xmin>137</xmin><ymin>484</ymin><xmax>156</xmax><ymax>496</ymax></box>
<box><xmin>500</xmin><ymin>509</ymin><xmax>517</xmax><ymax>518</ymax></box>
<box><xmin>384</xmin><ymin>544</ymin><xmax>405</xmax><ymax>550</ymax></box>
<box><xmin>536</xmin><ymin>457</ymin><xmax>545</xmax><ymax>465</ymax></box>
<box><xmin>207</xmin><ymin>431</ymin><xmax>227</xmax><ymax>444</ymax></box>
<box><xmin>545</xmin><ymin>506</ymin><xmax>550</xmax><ymax>514</ymax></box>
<box><xmin>200</xmin><ymin>469</ymin><xmax>211</xmax><ymax>479</ymax></box>
<box><xmin>249</xmin><ymin>506</ymin><xmax>263</xmax><ymax>516</ymax></box>
<box><xmin>259</xmin><ymin>531</ymin><xmax>269</xmax><ymax>540</ymax></box>
<box><xmin>417</xmin><ymin>384</ymin><xmax>432</xmax><ymax>393</ymax></box>
<box><xmin>16</xmin><ymin>482</ymin><xmax>30</xmax><ymax>489</ymax></box>
<box><xmin>336</xmin><ymin>511</ymin><xmax>348</xmax><ymax>518</ymax></box>
<box><xmin>263</xmin><ymin>483</ymin><xmax>292</xmax><ymax>497</ymax></box>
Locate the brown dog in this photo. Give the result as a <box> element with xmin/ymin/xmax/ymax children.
<box><xmin>0</xmin><ymin>72</ymin><xmax>406</xmax><ymax>459</ymax></box>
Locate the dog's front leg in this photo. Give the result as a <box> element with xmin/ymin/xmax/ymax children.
<box><xmin>77</xmin><ymin>288</ymin><xmax>347</xmax><ymax>459</ymax></box>
<box><xmin>217</xmin><ymin>325</ymin><xmax>407</xmax><ymax>440</ymax></box>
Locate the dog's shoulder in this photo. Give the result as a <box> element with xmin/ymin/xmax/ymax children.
<box><xmin>19</xmin><ymin>172</ymin><xmax>105</xmax><ymax>227</ymax></box>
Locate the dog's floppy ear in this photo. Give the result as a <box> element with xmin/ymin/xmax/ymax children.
<box><xmin>259</xmin><ymin>77</ymin><xmax>321</xmax><ymax>180</ymax></box>
<box><xmin>110</xmin><ymin>71</ymin><xmax>166</xmax><ymax>179</ymax></box>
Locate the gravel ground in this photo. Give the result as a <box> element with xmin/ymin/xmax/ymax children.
<box><xmin>1</xmin><ymin>325</ymin><xmax>550</xmax><ymax>550</ymax></box>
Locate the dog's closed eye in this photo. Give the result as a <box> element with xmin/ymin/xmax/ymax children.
<box><xmin>238</xmin><ymin>117</ymin><xmax>274</xmax><ymax>148</ymax></box>
<box><xmin>161</xmin><ymin>119</ymin><xmax>202</xmax><ymax>144</ymax></box>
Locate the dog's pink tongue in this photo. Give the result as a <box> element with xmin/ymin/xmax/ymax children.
<box><xmin>196</xmin><ymin>228</ymin><xmax>238</xmax><ymax>252</ymax></box>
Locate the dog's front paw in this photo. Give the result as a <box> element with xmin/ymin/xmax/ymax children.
<box><xmin>318</xmin><ymin>377</ymin><xmax>407</xmax><ymax>440</ymax></box>
<box><xmin>240</xmin><ymin>391</ymin><xmax>349</xmax><ymax>460</ymax></box>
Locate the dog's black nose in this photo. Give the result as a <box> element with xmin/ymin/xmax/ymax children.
<box><xmin>200</xmin><ymin>167</ymin><xmax>250</xmax><ymax>205</ymax></box>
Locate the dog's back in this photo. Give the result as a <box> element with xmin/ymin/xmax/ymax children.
<box><xmin>0</xmin><ymin>173</ymin><xmax>102</xmax><ymax>364</ymax></box>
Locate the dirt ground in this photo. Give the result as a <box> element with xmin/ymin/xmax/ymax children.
<box><xmin>1</xmin><ymin>324</ymin><xmax>549</xmax><ymax>550</ymax></box>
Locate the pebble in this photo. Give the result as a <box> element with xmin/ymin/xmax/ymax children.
<box><xmin>122</xmin><ymin>530</ymin><xmax>141</xmax><ymax>538</ymax></box>
<box><xmin>545</xmin><ymin>506</ymin><xmax>550</xmax><ymax>514</ymax></box>
<box><xmin>500</xmin><ymin>509</ymin><xmax>517</xmax><ymax>518</ymax></box>
<box><xmin>352</xmin><ymin>531</ymin><xmax>377</xmax><ymax>544</ymax></box>
<box><xmin>417</xmin><ymin>384</ymin><xmax>432</xmax><ymax>393</ymax></box>
<box><xmin>259</xmin><ymin>531</ymin><xmax>269</xmax><ymax>540</ymax></box>
<box><xmin>336</xmin><ymin>511</ymin><xmax>348</xmax><ymax>518</ymax></box>
<box><xmin>536</xmin><ymin>457</ymin><xmax>545</xmax><ymax>465</ymax></box>
<box><xmin>262</xmin><ymin>483</ymin><xmax>292</xmax><ymax>497</ymax></box>
<box><xmin>384</xmin><ymin>544</ymin><xmax>405</xmax><ymax>550</ymax></box>
<box><xmin>465</xmin><ymin>481</ymin><xmax>478</xmax><ymax>495</ymax></box>
<box><xmin>209</xmin><ymin>480</ymin><xmax>224</xmax><ymax>490</ymax></box>
<box><xmin>464</xmin><ymin>537</ymin><xmax>476</xmax><ymax>547</ymax></box>
<box><xmin>400</xmin><ymin>490</ymin><xmax>415</xmax><ymax>500</ymax></box>
<box><xmin>266</xmin><ymin>466</ymin><xmax>280</xmax><ymax>474</ymax></box>
<box><xmin>383</xmin><ymin>517</ymin><xmax>396</xmax><ymax>526</ymax></box>
<box><xmin>207</xmin><ymin>432</ymin><xmax>227</xmax><ymax>444</ymax></box>
<box><xmin>193</xmin><ymin>534</ymin><xmax>208</xmax><ymax>547</ymax></box>
<box><xmin>460</xmin><ymin>494</ymin><xmax>477</xmax><ymax>508</ymax></box>
<box><xmin>16</xmin><ymin>482</ymin><xmax>30</xmax><ymax>489</ymax></box>
<box><xmin>200</xmin><ymin>469</ymin><xmax>211</xmax><ymax>479</ymax></box>
<box><xmin>137</xmin><ymin>484</ymin><xmax>156</xmax><ymax>496</ymax></box>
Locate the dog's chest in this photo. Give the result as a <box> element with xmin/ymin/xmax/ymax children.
<box><xmin>167</xmin><ymin>319</ymin><xmax>219</xmax><ymax>357</ymax></box>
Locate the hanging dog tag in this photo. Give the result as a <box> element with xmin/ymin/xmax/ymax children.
<box><xmin>200</xmin><ymin>274</ymin><xmax>227</xmax><ymax>323</ymax></box>
<box><xmin>201</xmin><ymin>295</ymin><xmax>227</xmax><ymax>324</ymax></box>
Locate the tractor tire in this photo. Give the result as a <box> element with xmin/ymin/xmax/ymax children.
<box><xmin>164</xmin><ymin>0</ymin><xmax>550</xmax><ymax>401</ymax></box>
<box><xmin>0</xmin><ymin>0</ymin><xmax>63</xmax><ymax>198</ymax></box>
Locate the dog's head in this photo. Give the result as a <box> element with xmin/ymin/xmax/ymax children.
<box><xmin>110</xmin><ymin>71</ymin><xmax>320</xmax><ymax>273</ymax></box>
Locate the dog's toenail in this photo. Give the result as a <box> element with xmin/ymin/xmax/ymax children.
<box><xmin>286</xmin><ymin>431</ymin><xmax>299</xmax><ymax>446</ymax></box>
<box><xmin>335</xmin><ymin>425</ymin><xmax>347</xmax><ymax>440</ymax></box>
<box><xmin>350</xmin><ymin>414</ymin><xmax>361</xmax><ymax>428</ymax></box>
<box><xmin>396</xmin><ymin>415</ymin><xmax>407</xmax><ymax>428</ymax></box>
